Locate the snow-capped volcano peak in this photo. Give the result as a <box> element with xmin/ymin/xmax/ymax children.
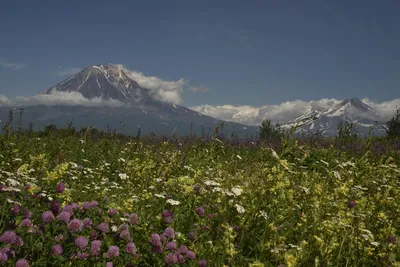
<box><xmin>43</xmin><ymin>64</ymin><xmax>152</xmax><ymax>103</ymax></box>
<box><xmin>280</xmin><ymin>98</ymin><xmax>384</xmax><ymax>137</ymax></box>
<box><xmin>336</xmin><ymin>98</ymin><xmax>372</xmax><ymax>112</ymax></box>
<box><xmin>317</xmin><ymin>97</ymin><xmax>372</xmax><ymax>118</ymax></box>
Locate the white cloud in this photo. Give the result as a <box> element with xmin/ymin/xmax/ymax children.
<box><xmin>0</xmin><ymin>95</ymin><xmax>12</xmax><ymax>106</ymax></box>
<box><xmin>191</xmin><ymin>104</ymin><xmax>260</xmax><ymax>125</ymax></box>
<box><xmin>0</xmin><ymin>60</ymin><xmax>26</xmax><ymax>70</ymax></box>
<box><xmin>361</xmin><ymin>98</ymin><xmax>400</xmax><ymax>121</ymax></box>
<box><xmin>117</xmin><ymin>65</ymin><xmax>185</xmax><ymax>105</ymax></box>
<box><xmin>191</xmin><ymin>98</ymin><xmax>400</xmax><ymax>126</ymax></box>
<box><xmin>0</xmin><ymin>92</ymin><xmax>128</xmax><ymax>108</ymax></box>
<box><xmin>190</xmin><ymin>86</ymin><xmax>209</xmax><ymax>93</ymax></box>
<box><xmin>56</xmin><ymin>67</ymin><xmax>81</xmax><ymax>76</ymax></box>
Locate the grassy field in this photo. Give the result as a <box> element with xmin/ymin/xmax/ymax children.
<box><xmin>0</xmin><ymin>129</ymin><xmax>399</xmax><ymax>266</ymax></box>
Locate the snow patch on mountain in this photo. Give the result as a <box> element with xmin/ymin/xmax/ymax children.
<box><xmin>280</xmin><ymin>98</ymin><xmax>385</xmax><ymax>136</ymax></box>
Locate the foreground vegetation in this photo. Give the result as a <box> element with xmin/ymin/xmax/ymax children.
<box><xmin>0</xmin><ymin>127</ymin><xmax>399</xmax><ymax>266</ymax></box>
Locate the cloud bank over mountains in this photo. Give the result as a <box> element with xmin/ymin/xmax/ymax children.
<box><xmin>0</xmin><ymin>92</ymin><xmax>128</xmax><ymax>108</ymax></box>
<box><xmin>1</xmin><ymin>91</ymin><xmax>398</xmax><ymax>126</ymax></box>
<box><xmin>191</xmin><ymin>98</ymin><xmax>400</xmax><ymax>126</ymax></box>
<box><xmin>117</xmin><ymin>65</ymin><xmax>185</xmax><ymax>105</ymax></box>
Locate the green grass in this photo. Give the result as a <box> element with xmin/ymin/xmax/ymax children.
<box><xmin>0</xmin><ymin>130</ymin><xmax>399</xmax><ymax>266</ymax></box>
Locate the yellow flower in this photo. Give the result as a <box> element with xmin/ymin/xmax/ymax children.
<box><xmin>284</xmin><ymin>253</ymin><xmax>297</xmax><ymax>267</ymax></box>
<box><xmin>46</xmin><ymin>163</ymin><xmax>69</xmax><ymax>182</ymax></box>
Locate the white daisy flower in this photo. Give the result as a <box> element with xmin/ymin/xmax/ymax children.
<box><xmin>166</xmin><ymin>199</ymin><xmax>181</xmax><ymax>205</ymax></box>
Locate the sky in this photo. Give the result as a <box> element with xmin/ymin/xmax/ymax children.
<box><xmin>0</xmin><ymin>0</ymin><xmax>399</xmax><ymax>125</ymax></box>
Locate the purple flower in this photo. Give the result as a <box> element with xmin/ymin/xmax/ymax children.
<box><xmin>97</xmin><ymin>222</ymin><xmax>109</xmax><ymax>233</ymax></box>
<box><xmin>81</xmin><ymin>202</ymin><xmax>90</xmax><ymax>210</ymax></box>
<box><xmin>108</xmin><ymin>209</ymin><xmax>118</xmax><ymax>217</ymax></box>
<box><xmin>119</xmin><ymin>230</ymin><xmax>131</xmax><ymax>241</ymax></box>
<box><xmin>129</xmin><ymin>213</ymin><xmax>138</xmax><ymax>225</ymax></box>
<box><xmin>179</xmin><ymin>245</ymin><xmax>188</xmax><ymax>254</ymax></box>
<box><xmin>167</xmin><ymin>195</ymin><xmax>173</xmax><ymax>199</ymax></box>
<box><xmin>75</xmin><ymin>236</ymin><xmax>89</xmax><ymax>249</ymax></box>
<box><xmin>76</xmin><ymin>252</ymin><xmax>89</xmax><ymax>259</ymax></box>
<box><xmin>90</xmin><ymin>240</ymin><xmax>102</xmax><ymax>256</ymax></box>
<box><xmin>57</xmin><ymin>211</ymin><xmax>71</xmax><ymax>223</ymax></box>
<box><xmin>24</xmin><ymin>184</ymin><xmax>31</xmax><ymax>191</ymax></box>
<box><xmin>0</xmin><ymin>230</ymin><xmax>17</xmax><ymax>244</ymax></box>
<box><xmin>348</xmin><ymin>200</ymin><xmax>356</xmax><ymax>209</ymax></box>
<box><xmin>162</xmin><ymin>209</ymin><xmax>172</xmax><ymax>218</ymax></box>
<box><xmin>15</xmin><ymin>236</ymin><xmax>24</xmax><ymax>247</ymax></box>
<box><xmin>164</xmin><ymin>216</ymin><xmax>174</xmax><ymax>224</ymax></box>
<box><xmin>76</xmin><ymin>251</ymin><xmax>89</xmax><ymax>260</ymax></box>
<box><xmin>52</xmin><ymin>244</ymin><xmax>63</xmax><ymax>256</ymax></box>
<box><xmin>56</xmin><ymin>182</ymin><xmax>65</xmax><ymax>193</ymax></box>
<box><xmin>20</xmin><ymin>218</ymin><xmax>33</xmax><ymax>227</ymax></box>
<box><xmin>106</xmin><ymin>246</ymin><xmax>119</xmax><ymax>258</ymax></box>
<box><xmin>160</xmin><ymin>233</ymin><xmax>167</xmax><ymax>242</ymax></box>
<box><xmin>67</xmin><ymin>219</ymin><xmax>84</xmax><ymax>233</ymax></box>
<box><xmin>42</xmin><ymin>211</ymin><xmax>55</xmax><ymax>223</ymax></box>
<box><xmin>164</xmin><ymin>227</ymin><xmax>175</xmax><ymax>239</ymax></box>
<box><xmin>50</xmin><ymin>200</ymin><xmax>61</xmax><ymax>214</ymax></box>
<box><xmin>10</xmin><ymin>204</ymin><xmax>21</xmax><ymax>215</ymax></box>
<box><xmin>177</xmin><ymin>253</ymin><xmax>185</xmax><ymax>263</ymax></box>
<box><xmin>83</xmin><ymin>218</ymin><xmax>92</xmax><ymax>228</ymax></box>
<box><xmin>90</xmin><ymin>201</ymin><xmax>98</xmax><ymax>207</ymax></box>
<box><xmin>188</xmin><ymin>231</ymin><xmax>197</xmax><ymax>241</ymax></box>
<box><xmin>15</xmin><ymin>259</ymin><xmax>29</xmax><ymax>267</ymax></box>
<box><xmin>125</xmin><ymin>242</ymin><xmax>136</xmax><ymax>255</ymax></box>
<box><xmin>166</xmin><ymin>242</ymin><xmax>177</xmax><ymax>251</ymax></box>
<box><xmin>165</xmin><ymin>253</ymin><xmax>178</xmax><ymax>265</ymax></box>
<box><xmin>186</xmin><ymin>250</ymin><xmax>196</xmax><ymax>260</ymax></box>
<box><xmin>150</xmin><ymin>233</ymin><xmax>162</xmax><ymax>247</ymax></box>
<box><xmin>82</xmin><ymin>202</ymin><xmax>92</xmax><ymax>210</ymax></box>
<box><xmin>89</xmin><ymin>230</ymin><xmax>98</xmax><ymax>240</ymax></box>
<box><xmin>71</xmin><ymin>203</ymin><xmax>80</xmax><ymax>210</ymax></box>
<box><xmin>106</xmin><ymin>262</ymin><xmax>113</xmax><ymax>267</ymax></box>
<box><xmin>198</xmin><ymin>259</ymin><xmax>207</xmax><ymax>267</ymax></box>
<box><xmin>152</xmin><ymin>245</ymin><xmax>163</xmax><ymax>254</ymax></box>
<box><xmin>196</xmin><ymin>207</ymin><xmax>205</xmax><ymax>216</ymax></box>
<box><xmin>62</xmin><ymin>205</ymin><xmax>74</xmax><ymax>215</ymax></box>
<box><xmin>1</xmin><ymin>248</ymin><xmax>14</xmax><ymax>259</ymax></box>
<box><xmin>162</xmin><ymin>209</ymin><xmax>174</xmax><ymax>223</ymax></box>
<box><xmin>0</xmin><ymin>251</ymin><xmax>7</xmax><ymax>264</ymax></box>
<box><xmin>22</xmin><ymin>209</ymin><xmax>32</xmax><ymax>219</ymax></box>
<box><xmin>82</xmin><ymin>201</ymin><xmax>98</xmax><ymax>210</ymax></box>
<box><xmin>388</xmin><ymin>235</ymin><xmax>397</xmax><ymax>244</ymax></box>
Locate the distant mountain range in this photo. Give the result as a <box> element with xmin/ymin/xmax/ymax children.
<box><xmin>280</xmin><ymin>98</ymin><xmax>386</xmax><ymax>137</ymax></box>
<box><xmin>0</xmin><ymin>64</ymin><xmax>389</xmax><ymax>137</ymax></box>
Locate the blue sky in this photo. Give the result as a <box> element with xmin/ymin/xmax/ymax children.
<box><xmin>0</xmin><ymin>0</ymin><xmax>399</xmax><ymax>109</ymax></box>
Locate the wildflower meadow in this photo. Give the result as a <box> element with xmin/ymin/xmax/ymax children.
<box><xmin>0</xmin><ymin>128</ymin><xmax>399</xmax><ymax>266</ymax></box>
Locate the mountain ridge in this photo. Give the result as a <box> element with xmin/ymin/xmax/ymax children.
<box><xmin>43</xmin><ymin>64</ymin><xmax>155</xmax><ymax>104</ymax></box>
<box><xmin>280</xmin><ymin>98</ymin><xmax>385</xmax><ymax>136</ymax></box>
